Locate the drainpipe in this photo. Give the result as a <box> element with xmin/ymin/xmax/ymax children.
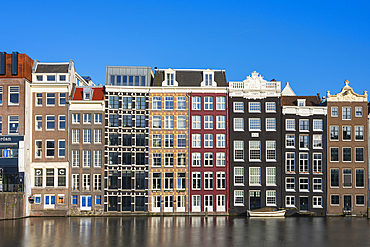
<box><xmin>186</xmin><ymin>91</ymin><xmax>191</xmax><ymax>216</ymax></box>
<box><xmin>67</xmin><ymin>98</ymin><xmax>71</xmax><ymax>216</ymax></box>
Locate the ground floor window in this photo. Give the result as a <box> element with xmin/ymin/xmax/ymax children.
<box><xmin>286</xmin><ymin>196</ymin><xmax>295</xmax><ymax>207</ymax></box>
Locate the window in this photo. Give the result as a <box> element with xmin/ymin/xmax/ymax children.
<box><xmin>93</xmin><ymin>129</ymin><xmax>102</xmax><ymax>144</ymax></box>
<box><xmin>192</xmin><ymin>134</ymin><xmax>201</xmax><ymax>148</ymax></box>
<box><xmin>266</xmin><ymin>118</ymin><xmax>276</xmax><ymax>131</ymax></box>
<box><xmin>216</xmin><ymin>172</ymin><xmax>226</xmax><ymax>189</ymax></box>
<box><xmin>286</xmin><ymin>196</ymin><xmax>295</xmax><ymax>207</ymax></box>
<box><xmin>72</xmin><ymin>114</ymin><xmax>80</xmax><ymax>124</ymax></box>
<box><xmin>152</xmin><ymin>115</ymin><xmax>161</xmax><ymax>129</ymax></box>
<box><xmin>9</xmin><ymin>86</ymin><xmax>19</xmax><ymax>105</ymax></box>
<box><xmin>83</xmin><ymin>129</ymin><xmax>91</xmax><ymax>143</ymax></box>
<box><xmin>313</xmin><ymin>196</ymin><xmax>322</xmax><ymax>208</ymax></box>
<box><xmin>177</xmin><ymin>115</ymin><xmax>186</xmax><ymax>129</ymax></box>
<box><xmin>355</xmin><ymin>107</ymin><xmax>362</xmax><ymax>117</ymax></box>
<box><xmin>216</xmin><ymin>152</ymin><xmax>225</xmax><ymax>166</ymax></box>
<box><xmin>136</xmin><ymin>134</ymin><xmax>145</xmax><ymax>146</ymax></box>
<box><xmin>59</xmin><ymin>75</ymin><xmax>66</xmax><ymax>81</ymax></box>
<box><xmin>59</xmin><ymin>116</ymin><xmax>65</xmax><ymax>130</ymax></box>
<box><xmin>266</xmin><ymin>191</ymin><xmax>276</xmax><ymax>206</ymax></box>
<box><xmin>152</xmin><ymin>173</ymin><xmax>161</xmax><ymax>190</ymax></box>
<box><xmin>234</xmin><ymin>118</ymin><xmax>244</xmax><ymax>131</ymax></box>
<box><xmin>204</xmin><ymin>96</ymin><xmax>213</xmax><ymax>110</ymax></box>
<box><xmin>94</xmin><ymin>150</ymin><xmax>102</xmax><ymax>167</ymax></box>
<box><xmin>72</xmin><ymin>150</ymin><xmax>80</xmax><ymax>167</ymax></box>
<box><xmin>46</xmin><ymin>140</ymin><xmax>55</xmax><ymax>157</ymax></box>
<box><xmin>299</xmin><ymin>135</ymin><xmax>309</xmax><ymax>149</ymax></box>
<box><xmin>343</xmin><ymin>169</ymin><xmax>352</xmax><ymax>187</ymax></box>
<box><xmin>152</xmin><ymin>96</ymin><xmax>161</xmax><ymax>110</ymax></box>
<box><xmin>204</xmin><ymin>115</ymin><xmax>213</xmax><ymax>129</ymax></box>
<box><xmin>297</xmin><ymin>99</ymin><xmax>305</xmax><ymax>106</ymax></box>
<box><xmin>0</xmin><ymin>116</ymin><xmax>2</xmax><ymax>134</ymax></box>
<box><xmin>299</xmin><ymin>178</ymin><xmax>309</xmax><ymax>191</ymax></box>
<box><xmin>286</xmin><ymin>177</ymin><xmax>295</xmax><ymax>191</ymax></box>
<box><xmin>286</xmin><ymin>135</ymin><xmax>295</xmax><ymax>148</ymax></box>
<box><xmin>313</xmin><ymin>135</ymin><xmax>322</xmax><ymax>148</ymax></box>
<box><xmin>34</xmin><ymin>169</ymin><xmax>43</xmax><ymax>187</ymax></box>
<box><xmin>216</xmin><ymin>97</ymin><xmax>225</xmax><ymax>110</ymax></box>
<box><xmin>216</xmin><ymin>115</ymin><xmax>225</xmax><ymax>129</ymax></box>
<box><xmin>59</xmin><ymin>93</ymin><xmax>66</xmax><ymax>106</ymax></box>
<box><xmin>122</xmin><ymin>97</ymin><xmax>132</xmax><ymax>109</ymax></box>
<box><xmin>331</xmin><ymin>107</ymin><xmax>338</xmax><ymax>117</ymax></box>
<box><xmin>299</xmin><ymin>153</ymin><xmax>308</xmax><ymax>173</ymax></box>
<box><xmin>122</xmin><ymin>115</ymin><xmax>132</xmax><ymax>127</ymax></box>
<box><xmin>136</xmin><ymin>97</ymin><xmax>145</xmax><ymax>110</ymax></box>
<box><xmin>234</xmin><ymin>167</ymin><xmax>244</xmax><ymax>185</ymax></box>
<box><xmin>286</xmin><ymin>152</ymin><xmax>295</xmax><ymax>173</ymax></box>
<box><xmin>58</xmin><ymin>140</ymin><xmax>65</xmax><ymax>157</ymax></box>
<box><xmin>313</xmin><ymin>153</ymin><xmax>322</xmax><ymax>173</ymax></box>
<box><xmin>286</xmin><ymin>119</ymin><xmax>295</xmax><ymax>131</ymax></box>
<box><xmin>8</xmin><ymin>116</ymin><xmax>19</xmax><ymax>134</ymax></box>
<box><xmin>234</xmin><ymin>141</ymin><xmax>244</xmax><ymax>161</ymax></box>
<box><xmin>204</xmin><ymin>172</ymin><xmax>213</xmax><ymax>189</ymax></box>
<box><xmin>83</xmin><ymin>114</ymin><xmax>91</xmax><ymax>124</ymax></box>
<box><xmin>164</xmin><ymin>116</ymin><xmax>174</xmax><ymax>129</ymax></box>
<box><xmin>234</xmin><ymin>102</ymin><xmax>244</xmax><ymax>112</ymax></box>
<box><xmin>136</xmin><ymin>115</ymin><xmax>145</xmax><ymax>128</ymax></box>
<box><xmin>216</xmin><ymin>134</ymin><xmax>225</xmax><ymax>148</ymax></box>
<box><xmin>109</xmin><ymin>96</ymin><xmax>119</xmax><ymax>109</ymax></box>
<box><xmin>164</xmin><ymin>173</ymin><xmax>174</xmax><ymax>190</ymax></box>
<box><xmin>330</xmin><ymin>126</ymin><xmax>339</xmax><ymax>140</ymax></box>
<box><xmin>343</xmin><ymin>148</ymin><xmax>351</xmax><ymax>162</ymax></box>
<box><xmin>356</xmin><ymin>195</ymin><xmax>365</xmax><ymax>206</ymax></box>
<box><xmin>331</xmin><ymin>195</ymin><xmax>339</xmax><ymax>206</ymax></box>
<box><xmin>35</xmin><ymin>116</ymin><xmax>42</xmax><ymax>130</ymax></box>
<box><xmin>166</xmin><ymin>73</ymin><xmax>174</xmax><ymax>85</ymax></box>
<box><xmin>355</xmin><ymin>169</ymin><xmax>365</xmax><ymax>187</ymax></box>
<box><xmin>152</xmin><ymin>134</ymin><xmax>161</xmax><ymax>148</ymax></box>
<box><xmin>46</xmin><ymin>93</ymin><xmax>55</xmax><ymax>106</ymax></box>
<box><xmin>109</xmin><ymin>152</ymin><xmax>118</xmax><ymax>165</ymax></box>
<box><xmin>342</xmin><ymin>107</ymin><xmax>351</xmax><ymax>120</ymax></box>
<box><xmin>164</xmin><ymin>134</ymin><xmax>174</xmax><ymax>148</ymax></box>
<box><xmin>192</xmin><ymin>153</ymin><xmax>201</xmax><ymax>166</ymax></box>
<box><xmin>192</xmin><ymin>115</ymin><xmax>201</xmax><ymax>129</ymax></box>
<box><xmin>331</xmin><ymin>169</ymin><xmax>339</xmax><ymax>187</ymax></box>
<box><xmin>177</xmin><ymin>153</ymin><xmax>186</xmax><ymax>167</ymax></box>
<box><xmin>136</xmin><ymin>171</ymin><xmax>145</xmax><ymax>190</ymax></box>
<box><xmin>177</xmin><ymin>173</ymin><xmax>186</xmax><ymax>190</ymax></box>
<box><xmin>249</xmin><ymin>118</ymin><xmax>261</xmax><ymax>131</ymax></box>
<box><xmin>342</xmin><ymin>126</ymin><xmax>351</xmax><ymax>140</ymax></box>
<box><xmin>192</xmin><ymin>96</ymin><xmax>201</xmax><ymax>110</ymax></box>
<box><xmin>136</xmin><ymin>153</ymin><xmax>145</xmax><ymax>166</ymax></box>
<box><xmin>58</xmin><ymin>168</ymin><xmax>66</xmax><ymax>187</ymax></box>
<box><xmin>330</xmin><ymin>147</ymin><xmax>339</xmax><ymax>162</ymax></box>
<box><xmin>177</xmin><ymin>96</ymin><xmax>186</xmax><ymax>110</ymax></box>
<box><xmin>299</xmin><ymin>120</ymin><xmax>309</xmax><ymax>131</ymax></box>
<box><xmin>313</xmin><ymin>120</ymin><xmax>323</xmax><ymax>131</ymax></box>
<box><xmin>36</xmin><ymin>93</ymin><xmax>42</xmax><ymax>106</ymax></box>
<box><xmin>204</xmin><ymin>134</ymin><xmax>213</xmax><ymax>148</ymax></box>
<box><xmin>355</xmin><ymin>126</ymin><xmax>364</xmax><ymax>140</ymax></box>
<box><xmin>153</xmin><ymin>153</ymin><xmax>161</xmax><ymax>167</ymax></box>
<box><xmin>165</xmin><ymin>96</ymin><xmax>174</xmax><ymax>110</ymax></box>
<box><xmin>249</xmin><ymin>102</ymin><xmax>261</xmax><ymax>112</ymax></box>
<box><xmin>266</xmin><ymin>102</ymin><xmax>276</xmax><ymax>112</ymax></box>
<box><xmin>356</xmin><ymin>148</ymin><xmax>364</xmax><ymax>162</ymax></box>
<box><xmin>83</xmin><ymin>151</ymin><xmax>91</xmax><ymax>167</ymax></box>
<box><xmin>96</xmin><ymin>196</ymin><xmax>101</xmax><ymax>205</ymax></box>
<box><xmin>249</xmin><ymin>141</ymin><xmax>261</xmax><ymax>161</ymax></box>
<box><xmin>177</xmin><ymin>134</ymin><xmax>186</xmax><ymax>148</ymax></box>
<box><xmin>83</xmin><ymin>174</ymin><xmax>91</xmax><ymax>191</ymax></box>
<box><xmin>46</xmin><ymin>116</ymin><xmax>55</xmax><ymax>130</ymax></box>
<box><xmin>164</xmin><ymin>153</ymin><xmax>174</xmax><ymax>167</ymax></box>
<box><xmin>234</xmin><ymin>190</ymin><xmax>244</xmax><ymax>206</ymax></box>
<box><xmin>35</xmin><ymin>140</ymin><xmax>42</xmax><ymax>158</ymax></box>
<box><xmin>310</xmin><ymin>178</ymin><xmax>322</xmax><ymax>192</ymax></box>
<box><xmin>46</xmin><ymin>169</ymin><xmax>54</xmax><ymax>186</ymax></box>
<box><xmin>266</xmin><ymin>167</ymin><xmax>276</xmax><ymax>185</ymax></box>
<box><xmin>94</xmin><ymin>114</ymin><xmax>102</xmax><ymax>124</ymax></box>
<box><xmin>47</xmin><ymin>75</ymin><xmax>55</xmax><ymax>81</ymax></box>
<box><xmin>192</xmin><ymin>172</ymin><xmax>201</xmax><ymax>189</ymax></box>
<box><xmin>249</xmin><ymin>167</ymin><xmax>261</xmax><ymax>185</ymax></box>
<box><xmin>266</xmin><ymin>141</ymin><xmax>276</xmax><ymax>161</ymax></box>
<box><xmin>109</xmin><ymin>133</ymin><xmax>118</xmax><ymax>146</ymax></box>
<box><xmin>204</xmin><ymin>152</ymin><xmax>213</xmax><ymax>166</ymax></box>
<box><xmin>205</xmin><ymin>73</ymin><xmax>213</xmax><ymax>86</ymax></box>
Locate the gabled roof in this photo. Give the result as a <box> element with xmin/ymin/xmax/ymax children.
<box><xmin>152</xmin><ymin>70</ymin><xmax>227</xmax><ymax>87</ymax></box>
<box><xmin>281</xmin><ymin>82</ymin><xmax>296</xmax><ymax>96</ymax></box>
<box><xmin>72</xmin><ymin>87</ymin><xmax>104</xmax><ymax>100</ymax></box>
<box><xmin>281</xmin><ymin>95</ymin><xmax>321</xmax><ymax>106</ymax></box>
<box><xmin>34</xmin><ymin>63</ymin><xmax>69</xmax><ymax>73</ymax></box>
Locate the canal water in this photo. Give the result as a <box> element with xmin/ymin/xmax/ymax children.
<box><xmin>0</xmin><ymin>216</ymin><xmax>369</xmax><ymax>247</ymax></box>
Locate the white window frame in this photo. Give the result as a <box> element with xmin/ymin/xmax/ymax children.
<box><xmin>216</xmin><ymin>134</ymin><xmax>225</xmax><ymax>148</ymax></box>
<box><xmin>94</xmin><ymin>150</ymin><xmax>102</xmax><ymax>167</ymax></box>
<box><xmin>94</xmin><ymin>113</ymin><xmax>102</xmax><ymax>124</ymax></box>
<box><xmin>83</xmin><ymin>113</ymin><xmax>91</xmax><ymax>124</ymax></box>
<box><xmin>204</xmin><ymin>152</ymin><xmax>213</xmax><ymax>167</ymax></box>
<box><xmin>72</xmin><ymin>150</ymin><xmax>80</xmax><ymax>167</ymax></box>
<box><xmin>216</xmin><ymin>115</ymin><xmax>225</xmax><ymax>129</ymax></box>
<box><xmin>192</xmin><ymin>172</ymin><xmax>201</xmax><ymax>190</ymax></box>
<box><xmin>234</xmin><ymin>141</ymin><xmax>244</xmax><ymax>161</ymax></box>
<box><xmin>299</xmin><ymin>177</ymin><xmax>309</xmax><ymax>192</ymax></box>
<box><xmin>266</xmin><ymin>167</ymin><xmax>276</xmax><ymax>186</ymax></box>
<box><xmin>249</xmin><ymin>102</ymin><xmax>261</xmax><ymax>113</ymax></box>
<box><xmin>233</xmin><ymin>102</ymin><xmax>244</xmax><ymax>113</ymax></box>
<box><xmin>266</xmin><ymin>118</ymin><xmax>276</xmax><ymax>131</ymax></box>
<box><xmin>299</xmin><ymin>153</ymin><xmax>309</xmax><ymax>173</ymax></box>
<box><xmin>83</xmin><ymin>150</ymin><xmax>91</xmax><ymax>167</ymax></box>
<box><xmin>313</xmin><ymin>153</ymin><xmax>322</xmax><ymax>173</ymax></box>
<box><xmin>204</xmin><ymin>115</ymin><xmax>213</xmax><ymax>129</ymax></box>
<box><xmin>331</xmin><ymin>107</ymin><xmax>338</xmax><ymax>117</ymax></box>
<box><xmin>234</xmin><ymin>118</ymin><xmax>244</xmax><ymax>131</ymax></box>
<box><xmin>266</xmin><ymin>141</ymin><xmax>276</xmax><ymax>161</ymax></box>
<box><xmin>164</xmin><ymin>96</ymin><xmax>174</xmax><ymax>110</ymax></box>
<box><xmin>313</xmin><ymin>178</ymin><xmax>322</xmax><ymax>192</ymax></box>
<box><xmin>342</xmin><ymin>107</ymin><xmax>351</xmax><ymax>120</ymax></box>
<box><xmin>192</xmin><ymin>96</ymin><xmax>201</xmax><ymax>110</ymax></box>
<box><xmin>9</xmin><ymin>86</ymin><xmax>20</xmax><ymax>105</ymax></box>
<box><xmin>46</xmin><ymin>115</ymin><xmax>55</xmax><ymax>131</ymax></box>
<box><xmin>192</xmin><ymin>115</ymin><xmax>201</xmax><ymax>129</ymax></box>
<box><xmin>286</xmin><ymin>196</ymin><xmax>295</xmax><ymax>207</ymax></box>
<box><xmin>58</xmin><ymin>140</ymin><xmax>65</xmax><ymax>158</ymax></box>
<box><xmin>46</xmin><ymin>93</ymin><xmax>55</xmax><ymax>106</ymax></box>
<box><xmin>83</xmin><ymin>129</ymin><xmax>91</xmax><ymax>144</ymax></box>
<box><xmin>204</xmin><ymin>172</ymin><xmax>214</xmax><ymax>190</ymax></box>
<box><xmin>249</xmin><ymin>167</ymin><xmax>261</xmax><ymax>186</ymax></box>
<box><xmin>152</xmin><ymin>115</ymin><xmax>161</xmax><ymax>129</ymax></box>
<box><xmin>192</xmin><ymin>134</ymin><xmax>201</xmax><ymax>148</ymax></box>
<box><xmin>234</xmin><ymin>190</ymin><xmax>244</xmax><ymax>206</ymax></box>
<box><xmin>177</xmin><ymin>115</ymin><xmax>186</xmax><ymax>129</ymax></box>
<box><xmin>313</xmin><ymin>196</ymin><xmax>323</xmax><ymax>208</ymax></box>
<box><xmin>249</xmin><ymin>118</ymin><xmax>261</xmax><ymax>131</ymax></box>
<box><xmin>192</xmin><ymin>153</ymin><xmax>201</xmax><ymax>167</ymax></box>
<box><xmin>266</xmin><ymin>190</ymin><xmax>276</xmax><ymax>206</ymax></box>
<box><xmin>177</xmin><ymin>96</ymin><xmax>186</xmax><ymax>110</ymax></box>
<box><xmin>216</xmin><ymin>152</ymin><xmax>225</xmax><ymax>166</ymax></box>
<box><xmin>313</xmin><ymin>135</ymin><xmax>322</xmax><ymax>149</ymax></box>
<box><xmin>266</xmin><ymin>102</ymin><xmax>276</xmax><ymax>112</ymax></box>
<box><xmin>234</xmin><ymin>167</ymin><xmax>244</xmax><ymax>186</ymax></box>
<box><xmin>164</xmin><ymin>115</ymin><xmax>174</xmax><ymax>129</ymax></box>
<box><xmin>286</xmin><ymin>177</ymin><xmax>295</xmax><ymax>191</ymax></box>
<box><xmin>204</xmin><ymin>96</ymin><xmax>213</xmax><ymax>110</ymax></box>
<box><xmin>249</xmin><ymin>141</ymin><xmax>261</xmax><ymax>161</ymax></box>
<box><xmin>286</xmin><ymin>119</ymin><xmax>295</xmax><ymax>131</ymax></box>
<box><xmin>72</xmin><ymin>129</ymin><xmax>80</xmax><ymax>143</ymax></box>
<box><xmin>58</xmin><ymin>115</ymin><xmax>66</xmax><ymax>131</ymax></box>
<box><xmin>94</xmin><ymin>129</ymin><xmax>102</xmax><ymax>144</ymax></box>
<box><xmin>313</xmin><ymin>119</ymin><xmax>323</xmax><ymax>131</ymax></box>
<box><xmin>216</xmin><ymin>96</ymin><xmax>225</xmax><ymax>110</ymax></box>
<box><xmin>355</xmin><ymin>107</ymin><xmax>362</xmax><ymax>117</ymax></box>
<box><xmin>35</xmin><ymin>115</ymin><xmax>42</xmax><ymax>131</ymax></box>
<box><xmin>204</xmin><ymin>134</ymin><xmax>213</xmax><ymax>148</ymax></box>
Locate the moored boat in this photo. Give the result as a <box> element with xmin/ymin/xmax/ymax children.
<box><xmin>247</xmin><ymin>209</ymin><xmax>286</xmax><ymax>217</ymax></box>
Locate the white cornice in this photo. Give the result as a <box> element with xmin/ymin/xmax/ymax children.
<box><xmin>282</xmin><ymin>106</ymin><xmax>327</xmax><ymax>116</ymax></box>
<box><xmin>327</xmin><ymin>80</ymin><xmax>367</xmax><ymax>102</ymax></box>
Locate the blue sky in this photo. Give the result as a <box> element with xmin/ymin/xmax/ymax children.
<box><xmin>3</xmin><ymin>0</ymin><xmax>370</xmax><ymax>97</ymax></box>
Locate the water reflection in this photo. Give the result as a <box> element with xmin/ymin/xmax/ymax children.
<box><xmin>0</xmin><ymin>216</ymin><xmax>369</xmax><ymax>247</ymax></box>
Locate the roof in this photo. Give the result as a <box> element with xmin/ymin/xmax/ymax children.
<box><xmin>281</xmin><ymin>96</ymin><xmax>322</xmax><ymax>106</ymax></box>
<box><xmin>35</xmin><ymin>64</ymin><xmax>69</xmax><ymax>73</ymax></box>
<box><xmin>281</xmin><ymin>82</ymin><xmax>296</xmax><ymax>96</ymax></box>
<box><xmin>72</xmin><ymin>87</ymin><xmax>104</xmax><ymax>100</ymax></box>
<box><xmin>152</xmin><ymin>70</ymin><xmax>227</xmax><ymax>87</ymax></box>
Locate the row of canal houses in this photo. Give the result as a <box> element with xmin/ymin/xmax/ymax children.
<box><xmin>0</xmin><ymin>52</ymin><xmax>368</xmax><ymax>216</ymax></box>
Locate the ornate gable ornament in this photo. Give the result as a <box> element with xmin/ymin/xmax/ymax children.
<box><xmin>326</xmin><ymin>80</ymin><xmax>367</xmax><ymax>102</ymax></box>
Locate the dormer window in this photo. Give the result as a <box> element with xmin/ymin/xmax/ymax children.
<box><xmin>297</xmin><ymin>99</ymin><xmax>306</xmax><ymax>107</ymax></box>
<box><xmin>47</xmin><ymin>75</ymin><xmax>55</xmax><ymax>81</ymax></box>
<box><xmin>84</xmin><ymin>92</ymin><xmax>90</xmax><ymax>100</ymax></box>
<box><xmin>162</xmin><ymin>70</ymin><xmax>178</xmax><ymax>86</ymax></box>
<box><xmin>167</xmin><ymin>73</ymin><xmax>174</xmax><ymax>86</ymax></box>
<box><xmin>59</xmin><ymin>75</ymin><xmax>66</xmax><ymax>81</ymax></box>
<box><xmin>202</xmin><ymin>70</ymin><xmax>216</xmax><ymax>87</ymax></box>
<box><xmin>37</xmin><ymin>75</ymin><xmax>43</xmax><ymax>81</ymax></box>
<box><xmin>205</xmin><ymin>74</ymin><xmax>213</xmax><ymax>86</ymax></box>
<box><xmin>83</xmin><ymin>88</ymin><xmax>93</xmax><ymax>100</ymax></box>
